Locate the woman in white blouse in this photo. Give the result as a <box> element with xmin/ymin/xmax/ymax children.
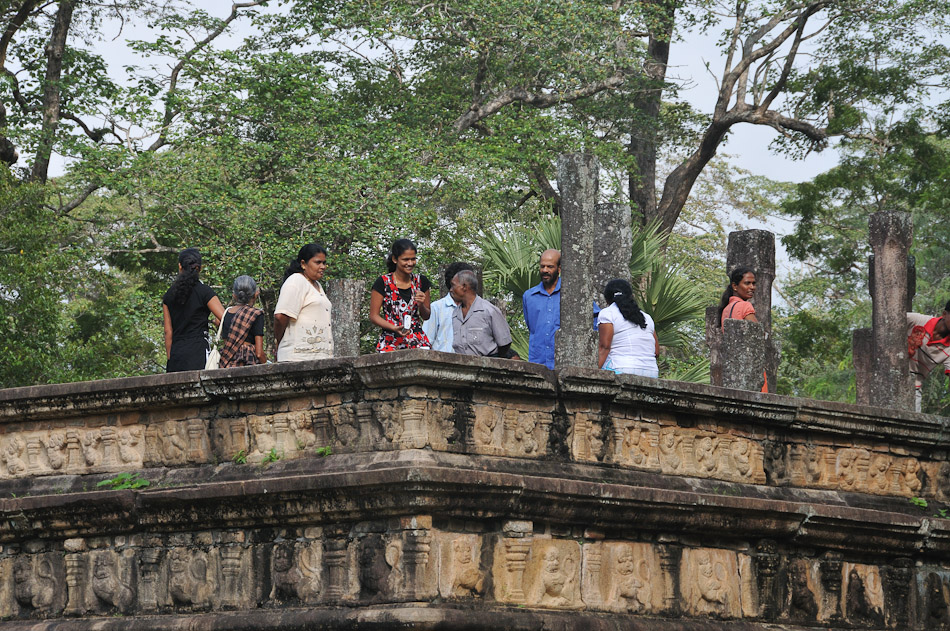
<box><xmin>596</xmin><ymin>279</ymin><xmax>659</xmax><ymax>378</ymax></box>
<box><xmin>274</xmin><ymin>243</ymin><xmax>333</xmax><ymax>361</ymax></box>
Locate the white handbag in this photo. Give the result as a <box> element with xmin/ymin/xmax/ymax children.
<box><xmin>204</xmin><ymin>315</ymin><xmax>225</xmax><ymax>370</ymax></box>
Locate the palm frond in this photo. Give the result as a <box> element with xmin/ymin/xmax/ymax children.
<box><xmin>663</xmin><ymin>359</ymin><xmax>710</xmax><ymax>384</ymax></box>
<box><xmin>630</xmin><ymin>220</ymin><xmax>667</xmax><ymax>280</ymax></box>
<box><xmin>533</xmin><ymin>215</ymin><xmax>561</xmax><ymax>251</ymax></box>
<box><xmin>481</xmin><ymin>224</ymin><xmax>539</xmax><ymax>298</ymax></box>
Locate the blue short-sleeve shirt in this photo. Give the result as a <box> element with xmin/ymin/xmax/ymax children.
<box><xmin>522</xmin><ymin>278</ymin><xmax>561</xmax><ymax>369</ymax></box>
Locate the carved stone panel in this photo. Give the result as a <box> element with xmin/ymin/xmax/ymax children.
<box><xmin>922</xmin><ymin>571</ymin><xmax>950</xmax><ymax>627</ymax></box>
<box><xmin>13</xmin><ymin>552</ymin><xmax>63</xmax><ymax>614</ymax></box>
<box><xmin>523</xmin><ymin>540</ymin><xmax>582</xmax><ymax>609</ymax></box>
<box><xmin>436</xmin><ymin>533</ymin><xmax>485</xmax><ymax>599</ymax></box>
<box><xmin>842</xmin><ymin>562</ymin><xmax>885</xmax><ymax>627</ymax></box>
<box><xmin>584</xmin><ymin>542</ymin><xmax>664</xmax><ymax>613</ymax></box>
<box><xmin>87</xmin><ymin>550</ymin><xmax>136</xmax><ymax>614</ymax></box>
<box><xmin>786</xmin><ymin>558</ymin><xmax>820</xmax><ymax>624</ymax></box>
<box><xmin>166</xmin><ymin>547</ymin><xmax>216</xmax><ymax>610</ymax></box>
<box><xmin>472</xmin><ymin>405</ymin><xmax>503</xmax><ymax>455</ymax></box>
<box><xmin>680</xmin><ymin>548</ymin><xmax>741</xmax><ymax>618</ymax></box>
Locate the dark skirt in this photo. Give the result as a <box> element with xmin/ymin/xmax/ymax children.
<box><xmin>166</xmin><ymin>336</ymin><xmax>209</xmax><ymax>372</ymax></box>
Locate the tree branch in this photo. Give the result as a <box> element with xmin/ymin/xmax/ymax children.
<box><xmin>147</xmin><ymin>0</ymin><xmax>267</xmax><ymax>152</ymax></box>
<box><xmin>451</xmin><ymin>72</ymin><xmax>627</xmax><ymax>135</ymax></box>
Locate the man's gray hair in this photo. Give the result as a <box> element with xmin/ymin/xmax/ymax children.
<box><xmin>454</xmin><ymin>269</ymin><xmax>478</xmax><ymax>291</ymax></box>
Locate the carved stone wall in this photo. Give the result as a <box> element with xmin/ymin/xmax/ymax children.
<box><xmin>1</xmin><ymin>351</ymin><xmax>949</xmax><ymax>630</ymax></box>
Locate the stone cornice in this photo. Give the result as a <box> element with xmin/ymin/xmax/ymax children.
<box><xmin>2</xmin><ymin>451</ymin><xmax>946</xmax><ymax>558</ymax></box>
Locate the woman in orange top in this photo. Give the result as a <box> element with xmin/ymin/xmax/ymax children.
<box><xmin>718</xmin><ymin>267</ymin><xmax>768</xmax><ymax>392</ymax></box>
<box><xmin>718</xmin><ymin>267</ymin><xmax>758</xmax><ymax>327</ymax></box>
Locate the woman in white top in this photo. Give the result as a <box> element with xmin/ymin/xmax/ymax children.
<box><xmin>597</xmin><ymin>279</ymin><xmax>659</xmax><ymax>378</ymax></box>
<box><xmin>274</xmin><ymin>243</ymin><xmax>333</xmax><ymax>361</ymax></box>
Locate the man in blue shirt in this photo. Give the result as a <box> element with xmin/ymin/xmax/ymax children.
<box><xmin>522</xmin><ymin>249</ymin><xmax>560</xmax><ymax>369</ymax></box>
<box><xmin>423</xmin><ymin>261</ymin><xmax>475</xmax><ymax>352</ymax></box>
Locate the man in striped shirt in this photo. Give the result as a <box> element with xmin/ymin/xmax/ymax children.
<box><xmin>907</xmin><ymin>301</ymin><xmax>950</xmax><ymax>412</ymax></box>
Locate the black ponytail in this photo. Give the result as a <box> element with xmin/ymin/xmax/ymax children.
<box><xmin>283</xmin><ymin>243</ymin><xmax>328</xmax><ymax>283</ymax></box>
<box><xmin>603</xmin><ymin>279</ymin><xmax>646</xmax><ymax>329</ymax></box>
<box><xmin>717</xmin><ymin>267</ymin><xmax>754</xmax><ymax>327</ymax></box>
<box><xmin>169</xmin><ymin>248</ymin><xmax>202</xmax><ymax>305</ymax></box>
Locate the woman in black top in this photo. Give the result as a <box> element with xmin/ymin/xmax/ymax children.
<box><xmin>162</xmin><ymin>248</ymin><xmax>225</xmax><ymax>372</ymax></box>
<box><xmin>369</xmin><ymin>239</ymin><xmax>432</xmax><ymax>352</ymax></box>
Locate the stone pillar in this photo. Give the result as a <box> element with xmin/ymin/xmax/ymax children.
<box><xmin>721</xmin><ymin>319</ymin><xmax>768</xmax><ymax>392</ymax></box>
<box><xmin>726</xmin><ymin>229</ymin><xmax>775</xmax><ymax>333</ymax></box>
<box><xmin>706</xmin><ymin>306</ymin><xmax>723</xmax><ymax>386</ymax></box>
<box><xmin>869</xmin><ymin>254</ymin><xmax>916</xmax><ymax>313</ymax></box>
<box><xmin>326</xmin><ymin>279</ymin><xmax>365</xmax><ymax>357</ymax></box>
<box><xmin>868</xmin><ymin>212</ymin><xmax>913</xmax><ymax>410</ymax></box>
<box><xmin>555</xmin><ymin>153</ymin><xmax>599</xmax><ymax>369</ymax></box>
<box><xmin>592</xmin><ymin>202</ymin><xmax>632</xmax><ymax>299</ymax></box>
<box><xmin>852</xmin><ymin>328</ymin><xmax>873</xmax><ymax>405</ymax></box>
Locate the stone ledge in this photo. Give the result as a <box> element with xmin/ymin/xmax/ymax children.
<box><xmin>0</xmin><ymin>604</ymin><xmax>836</xmax><ymax>631</ymax></box>
<box><xmin>1</xmin><ymin>451</ymin><xmax>946</xmax><ymax>557</ymax></box>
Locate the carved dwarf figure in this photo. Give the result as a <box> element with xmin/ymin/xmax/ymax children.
<box><xmin>14</xmin><ymin>555</ymin><xmax>56</xmax><ymax>610</ymax></box>
<box><xmin>451</xmin><ymin>539</ymin><xmax>484</xmax><ymax>597</ymax></box>
<box><xmin>271</xmin><ymin>543</ymin><xmax>322</xmax><ymax>602</ymax></box>
<box><xmin>695</xmin><ymin>550</ymin><xmax>728</xmax><ymax>614</ymax></box>
<box><xmin>168</xmin><ymin>548</ymin><xmax>214</xmax><ymax>607</ymax></box>
<box><xmin>271</xmin><ymin>543</ymin><xmax>303</xmax><ymax>602</ymax></box>
<box><xmin>91</xmin><ymin>552</ymin><xmax>134</xmax><ymax>611</ymax></box>
<box><xmin>2</xmin><ymin>437</ymin><xmax>26</xmax><ymax>475</ymax></box>
<box><xmin>788</xmin><ymin>563</ymin><xmax>818</xmax><ymax>620</ymax></box>
<box><xmin>611</xmin><ymin>547</ymin><xmax>651</xmax><ymax>612</ymax></box>
<box><xmin>515</xmin><ymin>415</ymin><xmax>538</xmax><ymax>455</ymax></box>
<box><xmin>537</xmin><ymin>546</ymin><xmax>575</xmax><ymax>607</ymax></box>
<box><xmin>622</xmin><ymin>424</ymin><xmax>646</xmax><ymax>465</ymax></box>
<box><xmin>359</xmin><ymin>538</ymin><xmax>401</xmax><ymax>598</ymax></box>
<box><xmin>658</xmin><ymin>428</ymin><xmax>683</xmax><ymax>472</ymax></box>
<box><xmin>474</xmin><ymin>412</ymin><xmax>497</xmax><ymax>448</ymax></box>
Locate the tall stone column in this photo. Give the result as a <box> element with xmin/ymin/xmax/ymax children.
<box><xmin>555</xmin><ymin>153</ymin><xmax>599</xmax><ymax>369</ymax></box>
<box><xmin>326</xmin><ymin>279</ymin><xmax>365</xmax><ymax>357</ymax></box>
<box><xmin>706</xmin><ymin>306</ymin><xmax>723</xmax><ymax>387</ymax></box>
<box><xmin>592</xmin><ymin>202</ymin><xmax>633</xmax><ymax>299</ymax></box>
<box><xmin>868</xmin><ymin>212</ymin><xmax>913</xmax><ymax>410</ymax></box>
<box><xmin>726</xmin><ymin>229</ymin><xmax>775</xmax><ymax>333</ymax></box>
<box><xmin>852</xmin><ymin>328</ymin><xmax>873</xmax><ymax>405</ymax></box>
<box><xmin>721</xmin><ymin>319</ymin><xmax>768</xmax><ymax>392</ymax></box>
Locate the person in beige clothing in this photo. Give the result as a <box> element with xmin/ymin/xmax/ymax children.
<box><xmin>274</xmin><ymin>243</ymin><xmax>333</xmax><ymax>362</ymax></box>
<box><xmin>906</xmin><ymin>300</ymin><xmax>950</xmax><ymax>412</ymax></box>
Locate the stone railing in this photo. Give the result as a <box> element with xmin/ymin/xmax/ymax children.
<box><xmin>0</xmin><ymin>350</ymin><xmax>948</xmax><ymax>629</ymax></box>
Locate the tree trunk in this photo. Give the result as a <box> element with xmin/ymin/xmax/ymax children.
<box><xmin>628</xmin><ymin>2</ymin><xmax>674</xmax><ymax>227</ymax></box>
<box><xmin>654</xmin><ymin>117</ymin><xmax>734</xmax><ymax>233</ymax></box>
<box><xmin>30</xmin><ymin>0</ymin><xmax>74</xmax><ymax>183</ymax></box>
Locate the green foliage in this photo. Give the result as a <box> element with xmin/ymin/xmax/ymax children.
<box><xmin>262</xmin><ymin>447</ymin><xmax>282</xmax><ymax>464</ymax></box>
<box><xmin>910</xmin><ymin>496</ymin><xmax>928</xmax><ymax>509</ymax></box>
<box><xmin>96</xmin><ymin>472</ymin><xmax>150</xmax><ymax>490</ymax></box>
<box><xmin>315</xmin><ymin>445</ymin><xmax>332</xmax><ymax>457</ymax></box>
<box><xmin>776</xmin><ymin>119</ymin><xmax>950</xmax><ymax>410</ymax></box>
<box><xmin>232</xmin><ymin>449</ymin><xmax>248</xmax><ymax>464</ymax></box>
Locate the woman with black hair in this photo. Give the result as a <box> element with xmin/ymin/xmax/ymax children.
<box><xmin>718</xmin><ymin>267</ymin><xmax>767</xmax><ymax>392</ymax></box>
<box><xmin>162</xmin><ymin>248</ymin><xmax>225</xmax><ymax>372</ymax></box>
<box><xmin>274</xmin><ymin>243</ymin><xmax>333</xmax><ymax>361</ymax></box>
<box><xmin>717</xmin><ymin>267</ymin><xmax>758</xmax><ymax>328</ymax></box>
<box><xmin>596</xmin><ymin>279</ymin><xmax>659</xmax><ymax>377</ymax></box>
<box><xmin>369</xmin><ymin>238</ymin><xmax>432</xmax><ymax>352</ymax></box>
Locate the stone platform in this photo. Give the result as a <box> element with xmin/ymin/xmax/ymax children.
<box><xmin>0</xmin><ymin>351</ymin><xmax>949</xmax><ymax>629</ymax></box>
